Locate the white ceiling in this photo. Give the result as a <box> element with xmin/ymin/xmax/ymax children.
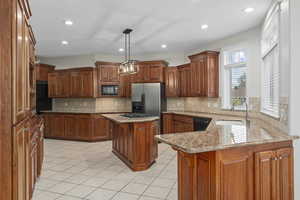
<box><xmin>30</xmin><ymin>0</ymin><xmax>272</xmax><ymax>57</ymax></box>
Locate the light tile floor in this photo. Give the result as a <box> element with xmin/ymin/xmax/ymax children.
<box><xmin>33</xmin><ymin>139</ymin><xmax>178</xmax><ymax>200</ymax></box>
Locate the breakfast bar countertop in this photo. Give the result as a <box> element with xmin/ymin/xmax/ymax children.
<box><xmin>156</xmin><ymin>112</ymin><xmax>300</xmax><ymax>154</ymax></box>
<box><xmin>102</xmin><ymin>113</ymin><xmax>160</xmax><ymax>123</ymax></box>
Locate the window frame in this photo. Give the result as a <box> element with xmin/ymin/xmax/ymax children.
<box><xmin>260</xmin><ymin>3</ymin><xmax>281</xmax><ymax>119</ymax></box>
<box><xmin>221</xmin><ymin>47</ymin><xmax>248</xmax><ymax>110</ymax></box>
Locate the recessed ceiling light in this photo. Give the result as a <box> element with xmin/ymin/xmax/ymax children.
<box><xmin>244</xmin><ymin>7</ymin><xmax>254</xmax><ymax>13</ymax></box>
<box><xmin>201</xmin><ymin>24</ymin><xmax>208</xmax><ymax>30</ymax></box>
<box><xmin>119</xmin><ymin>48</ymin><xmax>124</xmax><ymax>52</ymax></box>
<box><xmin>65</xmin><ymin>20</ymin><xmax>73</xmax><ymax>26</ymax></box>
<box><xmin>161</xmin><ymin>44</ymin><xmax>167</xmax><ymax>49</ymax></box>
<box><xmin>61</xmin><ymin>40</ymin><xmax>69</xmax><ymax>45</ymax></box>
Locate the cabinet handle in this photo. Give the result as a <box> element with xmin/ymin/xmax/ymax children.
<box><xmin>273</xmin><ymin>157</ymin><xmax>278</xmax><ymax>161</ymax></box>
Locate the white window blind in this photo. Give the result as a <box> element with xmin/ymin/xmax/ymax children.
<box><xmin>261</xmin><ymin>3</ymin><xmax>280</xmax><ymax>118</ymax></box>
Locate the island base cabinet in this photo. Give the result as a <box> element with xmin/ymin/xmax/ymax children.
<box><xmin>111</xmin><ymin>121</ymin><xmax>158</xmax><ymax>171</ymax></box>
<box><xmin>176</xmin><ymin>141</ymin><xmax>293</xmax><ymax>200</ymax></box>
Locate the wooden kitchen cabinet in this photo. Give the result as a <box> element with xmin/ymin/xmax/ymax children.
<box><xmin>44</xmin><ymin>113</ymin><xmax>112</xmax><ymax>142</ymax></box>
<box><xmin>189</xmin><ymin>51</ymin><xmax>219</xmax><ymax>97</ymax></box>
<box><xmin>176</xmin><ymin>141</ymin><xmax>293</xmax><ymax>200</ymax></box>
<box><xmin>162</xmin><ymin>113</ymin><xmax>174</xmax><ymax>134</ymax></box>
<box><xmin>48</xmin><ymin>71</ymin><xmax>70</xmax><ymax>97</ymax></box>
<box><xmin>131</xmin><ymin>61</ymin><xmax>167</xmax><ymax>83</ymax></box>
<box><xmin>165</xmin><ymin>67</ymin><xmax>179</xmax><ymax>97</ymax></box>
<box><xmin>94</xmin><ymin>116</ymin><xmax>111</xmax><ymax>140</ymax></box>
<box><xmin>178</xmin><ymin>64</ymin><xmax>192</xmax><ymax>97</ymax></box>
<box><xmin>49</xmin><ymin>68</ymin><xmax>96</xmax><ymax>98</ymax></box>
<box><xmin>111</xmin><ymin>120</ymin><xmax>159</xmax><ymax>171</ymax></box>
<box><xmin>13</xmin><ymin>120</ymin><xmax>28</xmax><ymax>200</ymax></box>
<box><xmin>162</xmin><ymin>113</ymin><xmax>194</xmax><ymax>134</ymax></box>
<box><xmin>36</xmin><ymin>64</ymin><xmax>55</xmax><ymax>81</ymax></box>
<box><xmin>255</xmin><ymin>148</ymin><xmax>293</xmax><ymax>200</ymax></box>
<box><xmin>119</xmin><ymin>74</ymin><xmax>132</xmax><ymax>97</ymax></box>
<box><xmin>69</xmin><ymin>68</ymin><xmax>96</xmax><ymax>98</ymax></box>
<box><xmin>96</xmin><ymin>61</ymin><xmax>120</xmax><ymax>83</ymax></box>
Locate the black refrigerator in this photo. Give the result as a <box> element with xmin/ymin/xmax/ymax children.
<box><xmin>36</xmin><ymin>81</ymin><xmax>52</xmax><ymax>114</ymax></box>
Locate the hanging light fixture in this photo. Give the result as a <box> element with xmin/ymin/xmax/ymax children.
<box><xmin>119</xmin><ymin>29</ymin><xmax>139</xmax><ymax>75</ymax></box>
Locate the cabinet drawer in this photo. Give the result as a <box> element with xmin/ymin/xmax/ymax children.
<box><xmin>173</xmin><ymin>115</ymin><xmax>193</xmax><ymax>124</ymax></box>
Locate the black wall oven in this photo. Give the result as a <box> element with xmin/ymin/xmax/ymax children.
<box><xmin>36</xmin><ymin>81</ymin><xmax>52</xmax><ymax>113</ymax></box>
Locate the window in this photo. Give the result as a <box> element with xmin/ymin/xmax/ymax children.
<box><xmin>222</xmin><ymin>49</ymin><xmax>247</xmax><ymax>110</ymax></box>
<box><xmin>261</xmin><ymin>3</ymin><xmax>280</xmax><ymax>118</ymax></box>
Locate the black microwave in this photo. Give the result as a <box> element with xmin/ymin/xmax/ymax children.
<box><xmin>101</xmin><ymin>85</ymin><xmax>119</xmax><ymax>96</ymax></box>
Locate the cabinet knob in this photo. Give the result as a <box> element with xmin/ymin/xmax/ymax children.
<box><xmin>279</xmin><ymin>156</ymin><xmax>283</xmax><ymax>160</ymax></box>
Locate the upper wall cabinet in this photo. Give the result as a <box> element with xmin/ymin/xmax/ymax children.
<box><xmin>131</xmin><ymin>61</ymin><xmax>168</xmax><ymax>83</ymax></box>
<box><xmin>178</xmin><ymin>64</ymin><xmax>192</xmax><ymax>97</ymax></box>
<box><xmin>13</xmin><ymin>0</ymin><xmax>35</xmax><ymax>124</ymax></box>
<box><xmin>165</xmin><ymin>67</ymin><xmax>179</xmax><ymax>97</ymax></box>
<box><xmin>96</xmin><ymin>62</ymin><xmax>120</xmax><ymax>83</ymax></box>
<box><xmin>189</xmin><ymin>51</ymin><xmax>219</xmax><ymax>98</ymax></box>
<box><xmin>36</xmin><ymin>64</ymin><xmax>55</xmax><ymax>81</ymax></box>
<box><xmin>48</xmin><ymin>68</ymin><xmax>96</xmax><ymax>98</ymax></box>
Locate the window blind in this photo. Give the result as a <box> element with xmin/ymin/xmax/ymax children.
<box><xmin>261</xmin><ymin>3</ymin><xmax>280</xmax><ymax>118</ymax></box>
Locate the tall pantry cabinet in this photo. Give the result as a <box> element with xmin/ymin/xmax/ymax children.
<box><xmin>0</xmin><ymin>0</ymin><xmax>44</xmax><ymax>200</ymax></box>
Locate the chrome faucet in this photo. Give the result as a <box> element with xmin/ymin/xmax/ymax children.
<box><xmin>231</xmin><ymin>97</ymin><xmax>250</xmax><ymax>126</ymax></box>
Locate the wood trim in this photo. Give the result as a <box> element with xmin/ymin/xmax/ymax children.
<box><xmin>188</xmin><ymin>50</ymin><xmax>220</xmax><ymax>61</ymax></box>
<box><xmin>137</xmin><ymin>60</ymin><xmax>168</xmax><ymax>66</ymax></box>
<box><xmin>54</xmin><ymin>67</ymin><xmax>95</xmax><ymax>72</ymax></box>
<box><xmin>95</xmin><ymin>61</ymin><xmax>121</xmax><ymax>66</ymax></box>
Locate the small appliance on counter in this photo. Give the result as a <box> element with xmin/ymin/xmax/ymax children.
<box><xmin>36</xmin><ymin>80</ymin><xmax>52</xmax><ymax>114</ymax></box>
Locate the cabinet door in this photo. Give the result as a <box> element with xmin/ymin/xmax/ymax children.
<box><xmin>13</xmin><ymin>121</ymin><xmax>27</xmax><ymax>200</ymax></box>
<box><xmin>77</xmin><ymin>116</ymin><xmax>93</xmax><ymax>140</ymax></box>
<box><xmin>148</xmin><ymin>66</ymin><xmax>163</xmax><ymax>82</ymax></box>
<box><xmin>81</xmin><ymin>71</ymin><xmax>95</xmax><ymax>97</ymax></box>
<box><xmin>37</xmin><ymin>123</ymin><xmax>44</xmax><ymax>177</ymax></box>
<box><xmin>48</xmin><ymin>73</ymin><xmax>58</xmax><ymax>97</ymax></box>
<box><xmin>57</xmin><ymin>73</ymin><xmax>70</xmax><ymax>97</ymax></box>
<box><xmin>64</xmin><ymin>115</ymin><xmax>78</xmax><ymax>138</ymax></box>
<box><xmin>206</xmin><ymin>55</ymin><xmax>219</xmax><ymax>97</ymax></box>
<box><xmin>70</xmin><ymin>71</ymin><xmax>82</xmax><ymax>97</ymax></box>
<box><xmin>163</xmin><ymin>114</ymin><xmax>174</xmax><ymax>134</ymax></box>
<box><xmin>94</xmin><ymin>117</ymin><xmax>110</xmax><ymax>140</ymax></box>
<box><xmin>276</xmin><ymin>148</ymin><xmax>293</xmax><ymax>200</ymax></box>
<box><xmin>255</xmin><ymin>151</ymin><xmax>277</xmax><ymax>200</ymax></box>
<box><xmin>14</xmin><ymin>2</ymin><xmax>27</xmax><ymax>124</ymax></box>
<box><xmin>51</xmin><ymin>115</ymin><xmax>65</xmax><ymax>138</ymax></box>
<box><xmin>165</xmin><ymin>68</ymin><xmax>179</xmax><ymax>97</ymax></box>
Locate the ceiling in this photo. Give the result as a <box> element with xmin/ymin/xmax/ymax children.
<box><xmin>30</xmin><ymin>0</ymin><xmax>272</xmax><ymax>57</ymax></box>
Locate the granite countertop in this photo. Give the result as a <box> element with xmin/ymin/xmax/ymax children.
<box><xmin>156</xmin><ymin>111</ymin><xmax>299</xmax><ymax>154</ymax></box>
<box><xmin>41</xmin><ymin>110</ymin><xmax>129</xmax><ymax>114</ymax></box>
<box><xmin>102</xmin><ymin>114</ymin><xmax>160</xmax><ymax>123</ymax></box>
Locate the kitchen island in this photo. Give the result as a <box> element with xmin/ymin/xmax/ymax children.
<box><xmin>103</xmin><ymin>114</ymin><xmax>160</xmax><ymax>171</ymax></box>
<box><xmin>156</xmin><ymin>112</ymin><xmax>299</xmax><ymax>200</ymax></box>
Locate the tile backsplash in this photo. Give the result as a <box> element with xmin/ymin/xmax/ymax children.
<box><xmin>52</xmin><ymin>98</ymin><xmax>131</xmax><ymax>113</ymax></box>
<box><xmin>167</xmin><ymin>96</ymin><xmax>289</xmax><ymax>132</ymax></box>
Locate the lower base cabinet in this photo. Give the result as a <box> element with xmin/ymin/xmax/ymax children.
<box><xmin>176</xmin><ymin>141</ymin><xmax>293</xmax><ymax>200</ymax></box>
<box><xmin>163</xmin><ymin>113</ymin><xmax>194</xmax><ymax>134</ymax></box>
<box><xmin>13</xmin><ymin>115</ymin><xmax>44</xmax><ymax>200</ymax></box>
<box><xmin>111</xmin><ymin>121</ymin><xmax>158</xmax><ymax>171</ymax></box>
<box><xmin>44</xmin><ymin>113</ymin><xmax>111</xmax><ymax>142</ymax></box>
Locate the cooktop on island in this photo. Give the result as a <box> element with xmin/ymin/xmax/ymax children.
<box><xmin>121</xmin><ymin>113</ymin><xmax>156</xmax><ymax>118</ymax></box>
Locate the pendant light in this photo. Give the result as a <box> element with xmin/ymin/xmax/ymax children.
<box><xmin>119</xmin><ymin>29</ymin><xmax>139</xmax><ymax>75</ymax></box>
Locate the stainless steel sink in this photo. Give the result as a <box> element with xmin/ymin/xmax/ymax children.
<box><xmin>215</xmin><ymin>120</ymin><xmax>244</xmax><ymax>126</ymax></box>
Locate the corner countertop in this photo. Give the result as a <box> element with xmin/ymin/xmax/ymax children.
<box><xmin>156</xmin><ymin>111</ymin><xmax>299</xmax><ymax>154</ymax></box>
<box><xmin>102</xmin><ymin>114</ymin><xmax>160</xmax><ymax>123</ymax></box>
